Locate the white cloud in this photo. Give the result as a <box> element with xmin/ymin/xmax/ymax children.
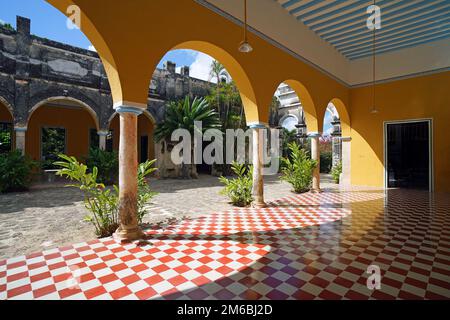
<box><xmin>87</xmin><ymin>45</ymin><xmax>96</xmax><ymax>52</ymax></box>
<box><xmin>0</xmin><ymin>19</ymin><xmax>4</xmax><ymax>25</ymax></box>
<box><xmin>189</xmin><ymin>51</ymin><xmax>215</xmax><ymax>82</ymax></box>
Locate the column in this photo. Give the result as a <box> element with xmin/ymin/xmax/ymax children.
<box><xmin>97</xmin><ymin>130</ymin><xmax>109</xmax><ymax>151</ymax></box>
<box><xmin>340</xmin><ymin>136</ymin><xmax>351</xmax><ymax>187</ymax></box>
<box><xmin>113</xmin><ymin>105</ymin><xmax>144</xmax><ymax>242</ymax></box>
<box><xmin>250</xmin><ymin>124</ymin><xmax>266</xmax><ymax>208</ymax></box>
<box><xmin>14</xmin><ymin>126</ymin><xmax>27</xmax><ymax>155</ymax></box>
<box><xmin>308</xmin><ymin>132</ymin><xmax>321</xmax><ymax>192</ymax></box>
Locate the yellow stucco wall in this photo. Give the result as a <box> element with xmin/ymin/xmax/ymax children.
<box><xmin>350</xmin><ymin>71</ymin><xmax>450</xmax><ymax>192</ymax></box>
<box><xmin>44</xmin><ymin>0</ymin><xmax>449</xmax><ymax>192</ymax></box>
<box><xmin>26</xmin><ymin>105</ymin><xmax>97</xmax><ymax>161</ymax></box>
<box><xmin>109</xmin><ymin>114</ymin><xmax>155</xmax><ymax>161</ymax></box>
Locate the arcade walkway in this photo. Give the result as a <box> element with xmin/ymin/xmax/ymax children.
<box><xmin>1</xmin><ymin>187</ymin><xmax>449</xmax><ymax>300</ymax></box>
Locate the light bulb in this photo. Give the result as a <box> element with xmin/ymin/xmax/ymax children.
<box><xmin>238</xmin><ymin>40</ymin><xmax>253</xmax><ymax>53</ymax></box>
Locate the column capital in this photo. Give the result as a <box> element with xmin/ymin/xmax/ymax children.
<box><xmin>14</xmin><ymin>126</ymin><xmax>27</xmax><ymax>132</ymax></box>
<box><xmin>307</xmin><ymin>132</ymin><xmax>321</xmax><ymax>138</ymax></box>
<box><xmin>97</xmin><ymin>130</ymin><xmax>109</xmax><ymax>136</ymax></box>
<box><xmin>113</xmin><ymin>101</ymin><xmax>146</xmax><ymax>115</ymax></box>
<box><xmin>248</xmin><ymin>122</ymin><xmax>268</xmax><ymax>129</ymax></box>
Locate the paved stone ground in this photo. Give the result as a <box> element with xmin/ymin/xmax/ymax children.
<box><xmin>0</xmin><ymin>174</ymin><xmax>335</xmax><ymax>260</ymax></box>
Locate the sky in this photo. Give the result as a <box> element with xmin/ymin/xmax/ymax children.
<box><xmin>0</xmin><ymin>0</ymin><xmax>333</xmax><ymax>133</ymax></box>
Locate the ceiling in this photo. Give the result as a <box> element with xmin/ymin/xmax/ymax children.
<box><xmin>275</xmin><ymin>0</ymin><xmax>450</xmax><ymax>60</ymax></box>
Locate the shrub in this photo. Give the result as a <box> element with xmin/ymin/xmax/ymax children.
<box><xmin>55</xmin><ymin>154</ymin><xmax>119</xmax><ymax>237</ymax></box>
<box><xmin>219</xmin><ymin>162</ymin><xmax>253</xmax><ymax>207</ymax></box>
<box><xmin>85</xmin><ymin>147</ymin><xmax>118</xmax><ymax>185</ymax></box>
<box><xmin>55</xmin><ymin>154</ymin><xmax>157</xmax><ymax>237</ymax></box>
<box><xmin>280</xmin><ymin>142</ymin><xmax>317</xmax><ymax>193</ymax></box>
<box><xmin>331</xmin><ymin>162</ymin><xmax>342</xmax><ymax>184</ymax></box>
<box><xmin>0</xmin><ymin>150</ymin><xmax>37</xmax><ymax>193</ymax></box>
<box><xmin>320</xmin><ymin>151</ymin><xmax>332</xmax><ymax>173</ymax></box>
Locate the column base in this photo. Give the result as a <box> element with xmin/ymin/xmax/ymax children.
<box><xmin>310</xmin><ymin>188</ymin><xmax>322</xmax><ymax>193</ymax></box>
<box><xmin>251</xmin><ymin>201</ymin><xmax>267</xmax><ymax>208</ymax></box>
<box><xmin>113</xmin><ymin>226</ymin><xmax>145</xmax><ymax>242</ymax></box>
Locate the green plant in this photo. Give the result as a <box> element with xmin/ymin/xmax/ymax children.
<box><xmin>85</xmin><ymin>147</ymin><xmax>118</xmax><ymax>185</ymax></box>
<box><xmin>280</xmin><ymin>142</ymin><xmax>317</xmax><ymax>193</ymax></box>
<box><xmin>219</xmin><ymin>162</ymin><xmax>253</xmax><ymax>207</ymax></box>
<box><xmin>54</xmin><ymin>154</ymin><xmax>119</xmax><ymax>237</ymax></box>
<box><xmin>331</xmin><ymin>162</ymin><xmax>342</xmax><ymax>184</ymax></box>
<box><xmin>0</xmin><ymin>150</ymin><xmax>37</xmax><ymax>193</ymax></box>
<box><xmin>137</xmin><ymin>159</ymin><xmax>158</xmax><ymax>224</ymax></box>
<box><xmin>320</xmin><ymin>151</ymin><xmax>332</xmax><ymax>173</ymax></box>
<box><xmin>155</xmin><ymin>96</ymin><xmax>220</xmax><ymax>178</ymax></box>
<box><xmin>55</xmin><ymin>154</ymin><xmax>158</xmax><ymax>236</ymax></box>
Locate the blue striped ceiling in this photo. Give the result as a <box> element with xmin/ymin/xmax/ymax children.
<box><xmin>275</xmin><ymin>0</ymin><xmax>450</xmax><ymax>60</ymax></box>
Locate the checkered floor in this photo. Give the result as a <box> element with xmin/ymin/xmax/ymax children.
<box><xmin>1</xmin><ymin>188</ymin><xmax>449</xmax><ymax>300</ymax></box>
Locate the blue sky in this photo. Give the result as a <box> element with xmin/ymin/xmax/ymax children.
<box><xmin>0</xmin><ymin>0</ymin><xmax>333</xmax><ymax>132</ymax></box>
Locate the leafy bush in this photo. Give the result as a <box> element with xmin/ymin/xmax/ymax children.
<box><xmin>85</xmin><ymin>147</ymin><xmax>118</xmax><ymax>185</ymax></box>
<box><xmin>55</xmin><ymin>154</ymin><xmax>157</xmax><ymax>237</ymax></box>
<box><xmin>55</xmin><ymin>154</ymin><xmax>119</xmax><ymax>237</ymax></box>
<box><xmin>280</xmin><ymin>142</ymin><xmax>317</xmax><ymax>193</ymax></box>
<box><xmin>331</xmin><ymin>162</ymin><xmax>342</xmax><ymax>184</ymax></box>
<box><xmin>219</xmin><ymin>162</ymin><xmax>253</xmax><ymax>207</ymax></box>
<box><xmin>320</xmin><ymin>151</ymin><xmax>332</xmax><ymax>173</ymax></box>
<box><xmin>0</xmin><ymin>150</ymin><xmax>37</xmax><ymax>193</ymax></box>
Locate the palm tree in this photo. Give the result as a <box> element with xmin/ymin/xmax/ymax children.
<box><xmin>155</xmin><ymin>96</ymin><xmax>220</xmax><ymax>178</ymax></box>
<box><xmin>209</xmin><ymin>60</ymin><xmax>229</xmax><ymax>85</ymax></box>
<box><xmin>209</xmin><ymin>60</ymin><xmax>229</xmax><ymax>120</ymax></box>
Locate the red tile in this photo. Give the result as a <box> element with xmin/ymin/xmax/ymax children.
<box><xmin>110</xmin><ymin>286</ymin><xmax>132</xmax><ymax>299</ymax></box>
<box><xmin>135</xmin><ymin>287</ymin><xmax>157</xmax><ymax>300</ymax></box>
<box><xmin>7</xmin><ymin>284</ymin><xmax>32</xmax><ymax>298</ymax></box>
<box><xmin>84</xmin><ymin>285</ymin><xmax>107</xmax><ymax>299</ymax></box>
<box><xmin>33</xmin><ymin>284</ymin><xmax>57</xmax><ymax>298</ymax></box>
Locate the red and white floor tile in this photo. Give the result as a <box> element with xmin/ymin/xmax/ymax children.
<box><xmin>0</xmin><ymin>188</ymin><xmax>449</xmax><ymax>300</ymax></box>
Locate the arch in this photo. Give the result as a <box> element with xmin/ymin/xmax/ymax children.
<box><xmin>163</xmin><ymin>41</ymin><xmax>260</xmax><ymax>125</ymax></box>
<box><xmin>276</xmin><ymin>79</ymin><xmax>318</xmax><ymax>133</ymax></box>
<box><xmin>328</xmin><ymin>98</ymin><xmax>351</xmax><ymax>137</ymax></box>
<box><xmin>279</xmin><ymin>114</ymin><xmax>299</xmax><ymax>131</ymax></box>
<box><xmin>0</xmin><ymin>96</ymin><xmax>14</xmax><ymax>120</ymax></box>
<box><xmin>28</xmin><ymin>96</ymin><xmax>100</xmax><ymax>131</ymax></box>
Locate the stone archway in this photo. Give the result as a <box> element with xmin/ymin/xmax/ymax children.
<box><xmin>0</xmin><ymin>97</ymin><xmax>14</xmax><ymax>153</ymax></box>
<box><xmin>26</xmin><ymin>97</ymin><xmax>100</xmax><ymax>162</ymax></box>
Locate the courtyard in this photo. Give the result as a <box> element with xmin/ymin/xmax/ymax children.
<box><xmin>0</xmin><ymin>175</ymin><xmax>449</xmax><ymax>300</ymax></box>
<box><xmin>0</xmin><ymin>174</ymin><xmax>296</xmax><ymax>260</ymax></box>
<box><xmin>0</xmin><ymin>0</ymin><xmax>449</xmax><ymax>304</ymax></box>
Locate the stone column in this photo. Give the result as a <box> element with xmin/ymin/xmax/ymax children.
<box><xmin>308</xmin><ymin>132</ymin><xmax>321</xmax><ymax>192</ymax></box>
<box><xmin>14</xmin><ymin>126</ymin><xmax>27</xmax><ymax>155</ymax></box>
<box><xmin>250</xmin><ymin>124</ymin><xmax>266</xmax><ymax>208</ymax></box>
<box><xmin>113</xmin><ymin>105</ymin><xmax>145</xmax><ymax>242</ymax></box>
<box><xmin>97</xmin><ymin>130</ymin><xmax>109</xmax><ymax>151</ymax></box>
<box><xmin>340</xmin><ymin>136</ymin><xmax>351</xmax><ymax>187</ymax></box>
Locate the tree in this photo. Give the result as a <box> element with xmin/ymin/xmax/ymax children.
<box><xmin>154</xmin><ymin>96</ymin><xmax>220</xmax><ymax>178</ymax></box>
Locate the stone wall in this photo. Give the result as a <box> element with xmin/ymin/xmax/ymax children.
<box><xmin>0</xmin><ymin>16</ymin><xmax>214</xmax><ymax>130</ymax></box>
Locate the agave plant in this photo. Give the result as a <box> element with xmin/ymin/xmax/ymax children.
<box><xmin>154</xmin><ymin>96</ymin><xmax>220</xmax><ymax>178</ymax></box>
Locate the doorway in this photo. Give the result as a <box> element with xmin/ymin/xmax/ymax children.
<box><xmin>140</xmin><ymin>135</ymin><xmax>148</xmax><ymax>163</ymax></box>
<box><xmin>385</xmin><ymin>120</ymin><xmax>432</xmax><ymax>191</ymax></box>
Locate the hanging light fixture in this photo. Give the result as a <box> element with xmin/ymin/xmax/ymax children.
<box><xmin>370</xmin><ymin>0</ymin><xmax>378</xmax><ymax>114</ymax></box>
<box><xmin>238</xmin><ymin>0</ymin><xmax>253</xmax><ymax>53</ymax></box>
